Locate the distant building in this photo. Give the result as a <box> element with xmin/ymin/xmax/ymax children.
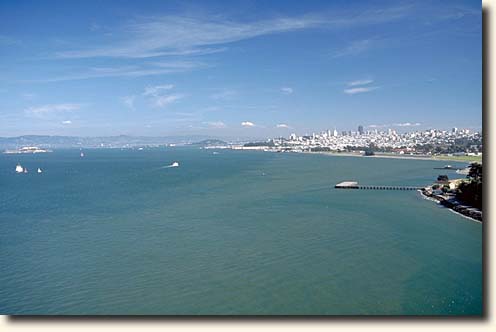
<box><xmin>358</xmin><ymin>125</ymin><xmax>364</xmax><ymax>135</ymax></box>
<box><xmin>333</xmin><ymin>129</ymin><xmax>338</xmax><ymax>137</ymax></box>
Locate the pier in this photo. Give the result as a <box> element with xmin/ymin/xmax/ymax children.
<box><xmin>335</xmin><ymin>181</ymin><xmax>422</xmax><ymax>191</ymax></box>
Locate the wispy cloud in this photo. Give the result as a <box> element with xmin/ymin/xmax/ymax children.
<box><xmin>241</xmin><ymin>121</ymin><xmax>255</xmax><ymax>127</ymax></box>
<box><xmin>27</xmin><ymin>62</ymin><xmax>203</xmax><ymax>83</ymax></box>
<box><xmin>62</xmin><ymin>120</ymin><xmax>72</xmax><ymax>124</ymax></box>
<box><xmin>121</xmin><ymin>95</ymin><xmax>136</xmax><ymax>109</ymax></box>
<box><xmin>153</xmin><ymin>94</ymin><xmax>184</xmax><ymax>108</ymax></box>
<box><xmin>204</xmin><ymin>121</ymin><xmax>226</xmax><ymax>128</ymax></box>
<box><xmin>142</xmin><ymin>84</ymin><xmax>174</xmax><ymax>97</ymax></box>
<box><xmin>348</xmin><ymin>79</ymin><xmax>373</xmax><ymax>86</ymax></box>
<box><xmin>280</xmin><ymin>87</ymin><xmax>294</xmax><ymax>95</ymax></box>
<box><xmin>0</xmin><ymin>35</ymin><xmax>20</xmax><ymax>46</ymax></box>
<box><xmin>210</xmin><ymin>89</ymin><xmax>237</xmax><ymax>100</ymax></box>
<box><xmin>344</xmin><ymin>78</ymin><xmax>378</xmax><ymax>94</ymax></box>
<box><xmin>332</xmin><ymin>38</ymin><xmax>375</xmax><ymax>58</ymax></box>
<box><xmin>393</xmin><ymin>122</ymin><xmax>421</xmax><ymax>127</ymax></box>
<box><xmin>55</xmin><ymin>16</ymin><xmax>324</xmax><ymax>59</ymax></box>
<box><xmin>54</xmin><ymin>3</ymin><xmax>412</xmax><ymax>60</ymax></box>
<box><xmin>25</xmin><ymin>103</ymin><xmax>82</xmax><ymax>117</ymax></box>
<box><xmin>368</xmin><ymin>122</ymin><xmax>421</xmax><ymax>128</ymax></box>
<box><xmin>140</xmin><ymin>84</ymin><xmax>185</xmax><ymax>108</ymax></box>
<box><xmin>276</xmin><ymin>123</ymin><xmax>291</xmax><ymax>129</ymax></box>
<box><xmin>343</xmin><ymin>86</ymin><xmax>379</xmax><ymax>95</ymax></box>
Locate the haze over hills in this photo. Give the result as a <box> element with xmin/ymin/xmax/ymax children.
<box><xmin>0</xmin><ymin>135</ymin><xmax>254</xmax><ymax>149</ymax></box>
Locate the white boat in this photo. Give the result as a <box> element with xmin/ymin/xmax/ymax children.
<box><xmin>37</xmin><ymin>168</ymin><xmax>43</xmax><ymax>173</ymax></box>
<box><xmin>80</xmin><ymin>151</ymin><xmax>85</xmax><ymax>158</ymax></box>
<box><xmin>15</xmin><ymin>164</ymin><xmax>24</xmax><ymax>173</ymax></box>
<box><xmin>23</xmin><ymin>168</ymin><xmax>28</xmax><ymax>173</ymax></box>
<box><xmin>170</xmin><ymin>161</ymin><xmax>179</xmax><ymax>167</ymax></box>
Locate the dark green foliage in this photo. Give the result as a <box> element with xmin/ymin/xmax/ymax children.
<box><xmin>437</xmin><ymin>174</ymin><xmax>449</xmax><ymax>182</ymax></box>
<box><xmin>243</xmin><ymin>141</ymin><xmax>275</xmax><ymax>147</ymax></box>
<box><xmin>310</xmin><ymin>147</ymin><xmax>331</xmax><ymax>152</ymax></box>
<box><xmin>456</xmin><ymin>163</ymin><xmax>482</xmax><ymax>209</ymax></box>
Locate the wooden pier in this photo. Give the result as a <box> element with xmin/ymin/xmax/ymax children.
<box><xmin>335</xmin><ymin>181</ymin><xmax>422</xmax><ymax>191</ymax></box>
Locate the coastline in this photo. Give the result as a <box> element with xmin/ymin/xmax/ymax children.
<box><xmin>418</xmin><ymin>190</ymin><xmax>482</xmax><ymax>223</ymax></box>
<box><xmin>301</xmin><ymin>148</ymin><xmax>482</xmax><ymax>223</ymax></box>
<box><xmin>297</xmin><ymin>150</ymin><xmax>480</xmax><ymax>163</ymax></box>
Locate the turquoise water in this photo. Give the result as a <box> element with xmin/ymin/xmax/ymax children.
<box><xmin>0</xmin><ymin>148</ymin><xmax>482</xmax><ymax>315</ymax></box>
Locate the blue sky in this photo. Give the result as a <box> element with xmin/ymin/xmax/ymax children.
<box><xmin>0</xmin><ymin>0</ymin><xmax>482</xmax><ymax>137</ymax></box>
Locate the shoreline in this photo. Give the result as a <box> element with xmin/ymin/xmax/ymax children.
<box><xmin>297</xmin><ymin>151</ymin><xmax>479</xmax><ymax>163</ymax></box>
<box><xmin>418</xmin><ymin>190</ymin><xmax>482</xmax><ymax>223</ymax></box>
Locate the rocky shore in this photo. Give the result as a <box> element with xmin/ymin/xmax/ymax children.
<box><xmin>420</xmin><ymin>189</ymin><xmax>482</xmax><ymax>222</ymax></box>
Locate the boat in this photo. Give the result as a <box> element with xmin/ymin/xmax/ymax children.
<box><xmin>37</xmin><ymin>168</ymin><xmax>43</xmax><ymax>173</ymax></box>
<box><xmin>434</xmin><ymin>164</ymin><xmax>459</xmax><ymax>170</ymax></box>
<box><xmin>80</xmin><ymin>151</ymin><xmax>85</xmax><ymax>158</ymax></box>
<box><xmin>15</xmin><ymin>164</ymin><xmax>24</xmax><ymax>173</ymax></box>
<box><xmin>170</xmin><ymin>161</ymin><xmax>179</xmax><ymax>167</ymax></box>
<box><xmin>23</xmin><ymin>168</ymin><xmax>28</xmax><ymax>173</ymax></box>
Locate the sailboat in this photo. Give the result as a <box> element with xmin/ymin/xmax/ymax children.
<box><xmin>37</xmin><ymin>168</ymin><xmax>43</xmax><ymax>173</ymax></box>
<box><xmin>15</xmin><ymin>164</ymin><xmax>24</xmax><ymax>173</ymax></box>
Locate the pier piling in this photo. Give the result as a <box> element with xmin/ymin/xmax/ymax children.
<box><xmin>334</xmin><ymin>181</ymin><xmax>422</xmax><ymax>191</ymax></box>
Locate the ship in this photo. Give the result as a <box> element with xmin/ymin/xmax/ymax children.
<box><xmin>170</xmin><ymin>161</ymin><xmax>179</xmax><ymax>167</ymax></box>
<box><xmin>15</xmin><ymin>164</ymin><xmax>24</xmax><ymax>173</ymax></box>
<box><xmin>37</xmin><ymin>168</ymin><xmax>43</xmax><ymax>173</ymax></box>
<box><xmin>4</xmin><ymin>146</ymin><xmax>52</xmax><ymax>154</ymax></box>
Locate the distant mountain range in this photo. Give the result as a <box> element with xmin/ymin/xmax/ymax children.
<box><xmin>190</xmin><ymin>139</ymin><xmax>228</xmax><ymax>147</ymax></box>
<box><xmin>0</xmin><ymin>135</ymin><xmax>212</xmax><ymax>149</ymax></box>
<box><xmin>0</xmin><ymin>135</ymin><xmax>249</xmax><ymax>149</ymax></box>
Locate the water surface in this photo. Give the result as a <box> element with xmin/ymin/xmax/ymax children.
<box><xmin>0</xmin><ymin>148</ymin><xmax>482</xmax><ymax>315</ymax></box>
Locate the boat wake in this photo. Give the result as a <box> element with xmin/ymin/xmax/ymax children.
<box><xmin>160</xmin><ymin>162</ymin><xmax>180</xmax><ymax>169</ymax></box>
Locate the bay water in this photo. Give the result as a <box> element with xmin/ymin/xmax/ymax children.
<box><xmin>0</xmin><ymin>148</ymin><xmax>482</xmax><ymax>315</ymax></box>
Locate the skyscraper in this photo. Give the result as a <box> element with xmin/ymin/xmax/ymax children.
<box><xmin>358</xmin><ymin>125</ymin><xmax>364</xmax><ymax>135</ymax></box>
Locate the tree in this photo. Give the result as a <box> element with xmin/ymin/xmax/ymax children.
<box><xmin>456</xmin><ymin>163</ymin><xmax>482</xmax><ymax>209</ymax></box>
<box><xmin>437</xmin><ymin>175</ymin><xmax>449</xmax><ymax>182</ymax></box>
<box><xmin>468</xmin><ymin>163</ymin><xmax>482</xmax><ymax>182</ymax></box>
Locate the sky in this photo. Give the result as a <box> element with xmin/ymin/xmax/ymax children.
<box><xmin>0</xmin><ymin>0</ymin><xmax>482</xmax><ymax>138</ymax></box>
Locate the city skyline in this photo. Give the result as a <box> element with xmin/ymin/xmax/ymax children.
<box><xmin>0</xmin><ymin>0</ymin><xmax>482</xmax><ymax>137</ymax></box>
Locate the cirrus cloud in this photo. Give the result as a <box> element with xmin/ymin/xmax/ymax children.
<box><xmin>241</xmin><ymin>121</ymin><xmax>255</xmax><ymax>127</ymax></box>
<box><xmin>280</xmin><ymin>87</ymin><xmax>293</xmax><ymax>95</ymax></box>
<box><xmin>141</xmin><ymin>84</ymin><xmax>185</xmax><ymax>108</ymax></box>
<box><xmin>344</xmin><ymin>86</ymin><xmax>379</xmax><ymax>95</ymax></box>
<box><xmin>121</xmin><ymin>95</ymin><xmax>136</xmax><ymax>109</ymax></box>
<box><xmin>25</xmin><ymin>103</ymin><xmax>82</xmax><ymax>117</ymax></box>
<box><xmin>348</xmin><ymin>79</ymin><xmax>374</xmax><ymax>86</ymax></box>
<box><xmin>204</xmin><ymin>121</ymin><xmax>226</xmax><ymax>128</ymax></box>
